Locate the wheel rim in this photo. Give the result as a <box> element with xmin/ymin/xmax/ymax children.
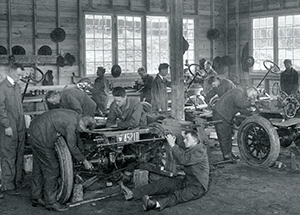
<box><xmin>242</xmin><ymin>122</ymin><xmax>271</xmax><ymax>162</ymax></box>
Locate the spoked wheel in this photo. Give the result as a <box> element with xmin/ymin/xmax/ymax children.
<box><xmin>237</xmin><ymin>116</ymin><xmax>280</xmax><ymax>168</ymax></box>
<box><xmin>55</xmin><ymin>136</ymin><xmax>74</xmax><ymax>204</ymax></box>
<box><xmin>263</xmin><ymin>60</ymin><xmax>281</xmax><ymax>74</ymax></box>
<box><xmin>21</xmin><ymin>66</ymin><xmax>45</xmax><ymax>84</ymax></box>
<box><xmin>188</xmin><ymin>64</ymin><xmax>208</xmax><ymax>79</ymax></box>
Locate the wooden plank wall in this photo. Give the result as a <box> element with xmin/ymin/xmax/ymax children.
<box><xmin>228</xmin><ymin>0</ymin><xmax>300</xmax><ymax>87</ymax></box>
<box><xmin>0</xmin><ymin>0</ymin><xmax>226</xmax><ymax>88</ymax></box>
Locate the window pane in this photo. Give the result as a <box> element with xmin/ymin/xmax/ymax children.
<box><xmin>119</xmin><ymin>51</ymin><xmax>126</xmax><ymax>62</ymax></box>
<box><xmin>126</xmin><ymin>40</ymin><xmax>134</xmax><ymax>50</ymax></box>
<box><xmin>104</xmin><ymin>51</ymin><xmax>112</xmax><ymax>59</ymax></box>
<box><xmin>95</xmin><ymin>51</ymin><xmax>103</xmax><ymax>61</ymax></box>
<box><xmin>86</xmin><ymin>63</ymin><xmax>95</xmax><ymax>75</ymax></box>
<box><xmin>118</xmin><ymin>39</ymin><xmax>126</xmax><ymax>50</ymax></box>
<box><xmin>134</xmin><ymin>40</ymin><xmax>142</xmax><ymax>50</ymax></box>
<box><xmin>135</xmin><ymin>51</ymin><xmax>142</xmax><ymax>61</ymax></box>
<box><xmin>86</xmin><ymin>51</ymin><xmax>95</xmax><ymax>62</ymax></box>
<box><xmin>95</xmin><ymin>39</ymin><xmax>103</xmax><ymax>50</ymax></box>
<box><xmin>86</xmin><ymin>39</ymin><xmax>94</xmax><ymax>50</ymax></box>
<box><xmin>104</xmin><ymin>39</ymin><xmax>111</xmax><ymax>49</ymax></box>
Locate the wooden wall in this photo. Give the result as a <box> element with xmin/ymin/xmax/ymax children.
<box><xmin>0</xmin><ymin>0</ymin><xmax>226</xmax><ymax>88</ymax></box>
<box><xmin>228</xmin><ymin>0</ymin><xmax>300</xmax><ymax>87</ymax></box>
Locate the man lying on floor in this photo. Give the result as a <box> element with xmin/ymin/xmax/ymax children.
<box><xmin>120</xmin><ymin>129</ymin><xmax>210</xmax><ymax>211</ymax></box>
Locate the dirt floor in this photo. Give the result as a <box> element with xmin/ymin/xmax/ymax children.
<box><xmin>1</xmin><ymin>138</ymin><xmax>300</xmax><ymax>215</ymax></box>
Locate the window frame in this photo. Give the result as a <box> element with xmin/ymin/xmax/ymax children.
<box><xmin>83</xmin><ymin>12</ymin><xmax>196</xmax><ymax>76</ymax></box>
<box><xmin>251</xmin><ymin>11</ymin><xmax>300</xmax><ymax>73</ymax></box>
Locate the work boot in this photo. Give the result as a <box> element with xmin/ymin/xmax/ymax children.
<box><xmin>32</xmin><ymin>198</ymin><xmax>45</xmax><ymax>207</ymax></box>
<box><xmin>142</xmin><ymin>195</ymin><xmax>156</xmax><ymax>211</ymax></box>
<box><xmin>4</xmin><ymin>189</ymin><xmax>20</xmax><ymax>196</ymax></box>
<box><xmin>46</xmin><ymin>202</ymin><xmax>69</xmax><ymax>212</ymax></box>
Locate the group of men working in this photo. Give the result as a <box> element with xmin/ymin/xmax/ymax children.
<box><xmin>0</xmin><ymin>59</ymin><xmax>297</xmax><ymax>212</ymax></box>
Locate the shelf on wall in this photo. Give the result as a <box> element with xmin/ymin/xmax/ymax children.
<box><xmin>0</xmin><ymin>55</ymin><xmax>59</xmax><ymax>65</ymax></box>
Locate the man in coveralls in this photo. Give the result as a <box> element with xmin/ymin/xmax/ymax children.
<box><xmin>45</xmin><ymin>88</ymin><xmax>97</xmax><ymax>117</ymax></box>
<box><xmin>28</xmin><ymin>109</ymin><xmax>94</xmax><ymax>211</ymax></box>
<box><xmin>0</xmin><ymin>63</ymin><xmax>27</xmax><ymax>197</ymax></box>
<box><xmin>212</xmin><ymin>86</ymin><xmax>258</xmax><ymax>161</ymax></box>
<box><xmin>121</xmin><ymin>129</ymin><xmax>209</xmax><ymax>211</ymax></box>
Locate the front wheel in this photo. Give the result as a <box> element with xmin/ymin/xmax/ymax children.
<box><xmin>237</xmin><ymin>116</ymin><xmax>280</xmax><ymax>168</ymax></box>
<box><xmin>55</xmin><ymin>136</ymin><xmax>74</xmax><ymax>203</ymax></box>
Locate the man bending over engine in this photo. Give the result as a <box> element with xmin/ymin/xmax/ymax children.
<box><xmin>45</xmin><ymin>88</ymin><xmax>97</xmax><ymax>117</ymax></box>
<box><xmin>106</xmin><ymin>87</ymin><xmax>147</xmax><ymax>129</ymax></box>
<box><xmin>28</xmin><ymin>109</ymin><xmax>95</xmax><ymax>212</ymax></box>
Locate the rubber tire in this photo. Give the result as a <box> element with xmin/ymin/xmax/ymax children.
<box><xmin>55</xmin><ymin>136</ymin><xmax>74</xmax><ymax>204</ymax></box>
<box><xmin>237</xmin><ymin>116</ymin><xmax>280</xmax><ymax>168</ymax></box>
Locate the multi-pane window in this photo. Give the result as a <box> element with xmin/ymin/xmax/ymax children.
<box><xmin>117</xmin><ymin>16</ymin><xmax>142</xmax><ymax>73</ymax></box>
<box><xmin>183</xmin><ymin>18</ymin><xmax>195</xmax><ymax>65</ymax></box>
<box><xmin>252</xmin><ymin>14</ymin><xmax>300</xmax><ymax>71</ymax></box>
<box><xmin>85</xmin><ymin>14</ymin><xmax>195</xmax><ymax>75</ymax></box>
<box><xmin>146</xmin><ymin>16</ymin><xmax>169</xmax><ymax>74</ymax></box>
<box><xmin>252</xmin><ymin>17</ymin><xmax>273</xmax><ymax>71</ymax></box>
<box><xmin>85</xmin><ymin>14</ymin><xmax>112</xmax><ymax>75</ymax></box>
<box><xmin>278</xmin><ymin>15</ymin><xmax>300</xmax><ymax>69</ymax></box>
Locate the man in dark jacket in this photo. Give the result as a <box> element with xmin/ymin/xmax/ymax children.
<box><xmin>91</xmin><ymin>67</ymin><xmax>110</xmax><ymax>115</ymax></box>
<box><xmin>280</xmin><ymin>59</ymin><xmax>299</xmax><ymax>95</ymax></box>
<box><xmin>0</xmin><ymin>63</ymin><xmax>27</xmax><ymax>197</ymax></box>
<box><xmin>204</xmin><ymin>76</ymin><xmax>236</xmax><ymax>104</ymax></box>
<box><xmin>106</xmin><ymin>87</ymin><xmax>147</xmax><ymax>129</ymax></box>
<box><xmin>45</xmin><ymin>88</ymin><xmax>97</xmax><ymax>117</ymax></box>
<box><xmin>137</xmin><ymin>67</ymin><xmax>153</xmax><ymax>103</ymax></box>
<box><xmin>202</xmin><ymin>60</ymin><xmax>218</xmax><ymax>95</ymax></box>
<box><xmin>151</xmin><ymin>63</ymin><xmax>171</xmax><ymax>112</ymax></box>
<box><xmin>121</xmin><ymin>129</ymin><xmax>209</xmax><ymax>211</ymax></box>
<box><xmin>28</xmin><ymin>109</ymin><xmax>94</xmax><ymax>212</ymax></box>
<box><xmin>212</xmin><ymin>86</ymin><xmax>258</xmax><ymax>160</ymax></box>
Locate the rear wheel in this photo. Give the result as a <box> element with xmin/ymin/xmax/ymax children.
<box><xmin>55</xmin><ymin>136</ymin><xmax>74</xmax><ymax>203</ymax></box>
<box><xmin>237</xmin><ymin>116</ymin><xmax>280</xmax><ymax>168</ymax></box>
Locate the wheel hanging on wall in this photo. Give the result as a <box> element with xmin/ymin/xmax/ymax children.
<box><xmin>237</xmin><ymin>115</ymin><xmax>280</xmax><ymax>168</ymax></box>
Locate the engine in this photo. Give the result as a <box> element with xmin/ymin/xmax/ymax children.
<box><xmin>76</xmin><ymin>127</ymin><xmax>166</xmax><ymax>173</ymax></box>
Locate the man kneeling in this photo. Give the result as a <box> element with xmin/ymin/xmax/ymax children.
<box><xmin>121</xmin><ymin>129</ymin><xmax>210</xmax><ymax>211</ymax></box>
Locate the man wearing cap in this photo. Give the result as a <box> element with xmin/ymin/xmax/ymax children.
<box><xmin>151</xmin><ymin>63</ymin><xmax>171</xmax><ymax>112</ymax></box>
<box><xmin>204</xmin><ymin>76</ymin><xmax>236</xmax><ymax>105</ymax></box>
<box><xmin>280</xmin><ymin>59</ymin><xmax>299</xmax><ymax>95</ymax></box>
<box><xmin>106</xmin><ymin>87</ymin><xmax>147</xmax><ymax>129</ymax></box>
<box><xmin>0</xmin><ymin>63</ymin><xmax>27</xmax><ymax>197</ymax></box>
<box><xmin>90</xmin><ymin>67</ymin><xmax>110</xmax><ymax>116</ymax></box>
<box><xmin>45</xmin><ymin>88</ymin><xmax>97</xmax><ymax>117</ymax></box>
<box><xmin>212</xmin><ymin>86</ymin><xmax>259</xmax><ymax>161</ymax></box>
<box><xmin>28</xmin><ymin>109</ymin><xmax>94</xmax><ymax>212</ymax></box>
<box><xmin>137</xmin><ymin>67</ymin><xmax>153</xmax><ymax>103</ymax></box>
